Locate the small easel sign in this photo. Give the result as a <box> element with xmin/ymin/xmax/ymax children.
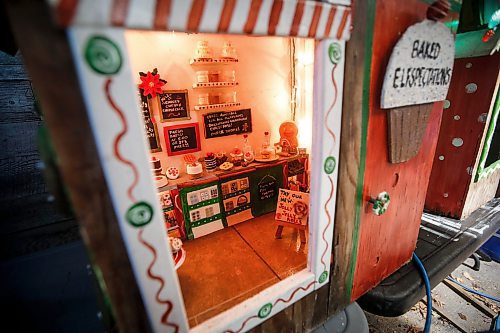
<box><xmin>275</xmin><ymin>189</ymin><xmax>309</xmax><ymax>245</ymax></box>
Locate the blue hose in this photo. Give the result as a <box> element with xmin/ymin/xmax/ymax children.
<box><xmin>413</xmin><ymin>252</ymin><xmax>432</xmax><ymax>333</ymax></box>
<box><xmin>446</xmin><ymin>277</ymin><xmax>500</xmax><ymax>303</ymax></box>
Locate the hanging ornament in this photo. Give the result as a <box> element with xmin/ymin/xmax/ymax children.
<box><xmin>426</xmin><ymin>0</ymin><xmax>450</xmax><ymax>21</ymax></box>
<box><xmin>138</xmin><ymin>68</ymin><xmax>167</xmax><ymax>98</ymax></box>
<box><xmin>483</xmin><ymin>10</ymin><xmax>500</xmax><ymax>43</ymax></box>
<box><xmin>483</xmin><ymin>28</ymin><xmax>497</xmax><ymax>43</ymax></box>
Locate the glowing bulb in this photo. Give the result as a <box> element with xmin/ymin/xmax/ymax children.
<box><xmin>296</xmin><ymin>52</ymin><xmax>314</xmax><ymax>66</ymax></box>
<box><xmin>297</xmin><ymin>116</ymin><xmax>312</xmax><ymax>149</ymax></box>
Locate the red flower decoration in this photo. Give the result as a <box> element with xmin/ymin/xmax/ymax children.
<box><xmin>139</xmin><ymin>71</ymin><xmax>166</xmax><ymax>98</ymax></box>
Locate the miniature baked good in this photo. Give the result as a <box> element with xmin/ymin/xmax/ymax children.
<box><xmin>219</xmin><ymin>162</ymin><xmax>234</xmax><ymax>171</ymax></box>
<box><xmin>260</xmin><ymin>150</ymin><xmax>271</xmax><ymax>159</ymax></box>
<box><xmin>151</xmin><ymin>156</ymin><xmax>162</xmax><ymax>175</ymax></box>
<box><xmin>184</xmin><ymin>154</ymin><xmax>203</xmax><ymax>179</ymax></box>
<box><xmin>230</xmin><ymin>148</ymin><xmax>243</xmax><ymax>166</ymax></box>
<box><xmin>169</xmin><ymin>237</ymin><xmax>183</xmax><ymax>254</ymax></box>
<box><xmin>154</xmin><ymin>175</ymin><xmax>168</xmax><ymax>188</ymax></box>
<box><xmin>216</xmin><ymin>152</ymin><xmax>228</xmax><ymax>166</ymax></box>
<box><xmin>186</xmin><ymin>162</ymin><xmax>203</xmax><ymax>179</ymax></box>
<box><xmin>204</xmin><ymin>152</ymin><xmax>217</xmax><ymax>172</ymax></box>
<box><xmin>166</xmin><ymin>166</ymin><xmax>180</xmax><ymax>180</ymax></box>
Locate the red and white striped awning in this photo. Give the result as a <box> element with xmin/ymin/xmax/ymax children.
<box><xmin>52</xmin><ymin>0</ymin><xmax>352</xmax><ymax>40</ymax></box>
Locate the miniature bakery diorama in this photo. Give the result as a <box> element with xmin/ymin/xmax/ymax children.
<box><xmin>60</xmin><ymin>1</ymin><xmax>348</xmax><ymax>331</ymax></box>
<box><xmin>9</xmin><ymin>0</ymin><xmax>500</xmax><ymax>332</ymax></box>
<box><xmin>132</xmin><ymin>32</ymin><xmax>322</xmax><ymax>326</ymax></box>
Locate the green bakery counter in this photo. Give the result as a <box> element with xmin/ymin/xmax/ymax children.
<box><xmin>156</xmin><ymin>156</ymin><xmax>308</xmax><ymax>241</ymax></box>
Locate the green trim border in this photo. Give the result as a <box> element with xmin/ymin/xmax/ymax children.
<box><xmin>345</xmin><ymin>0</ymin><xmax>376</xmax><ymax>301</ymax></box>
<box><xmin>475</xmin><ymin>87</ymin><xmax>500</xmax><ymax>182</ymax></box>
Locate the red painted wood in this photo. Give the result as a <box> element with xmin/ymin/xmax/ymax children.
<box><xmin>425</xmin><ymin>55</ymin><xmax>500</xmax><ymax>219</ymax></box>
<box><xmin>351</xmin><ymin>0</ymin><xmax>444</xmax><ymax>301</ymax></box>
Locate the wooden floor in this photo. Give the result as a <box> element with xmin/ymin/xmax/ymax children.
<box><xmin>177</xmin><ymin>213</ymin><xmax>307</xmax><ymax>327</ymax></box>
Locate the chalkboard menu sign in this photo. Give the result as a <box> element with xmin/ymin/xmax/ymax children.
<box><xmin>203</xmin><ymin>109</ymin><xmax>252</xmax><ymax>139</ymax></box>
<box><xmin>164</xmin><ymin>123</ymin><xmax>201</xmax><ymax>156</ymax></box>
<box><xmin>138</xmin><ymin>90</ymin><xmax>161</xmax><ymax>152</ymax></box>
<box><xmin>158</xmin><ymin>90</ymin><xmax>191</xmax><ymax>122</ymax></box>
<box><xmin>258</xmin><ymin>176</ymin><xmax>277</xmax><ymax>201</ymax></box>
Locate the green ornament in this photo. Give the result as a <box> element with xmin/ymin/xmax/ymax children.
<box><xmin>328</xmin><ymin>42</ymin><xmax>342</xmax><ymax>64</ymax></box>
<box><xmin>84</xmin><ymin>36</ymin><xmax>122</xmax><ymax>75</ymax></box>
<box><xmin>258</xmin><ymin>303</ymin><xmax>273</xmax><ymax>319</ymax></box>
<box><xmin>126</xmin><ymin>201</ymin><xmax>153</xmax><ymax>227</ymax></box>
<box><xmin>371</xmin><ymin>191</ymin><xmax>390</xmax><ymax>216</ymax></box>
<box><xmin>319</xmin><ymin>271</ymin><xmax>329</xmax><ymax>283</ymax></box>
<box><xmin>324</xmin><ymin>156</ymin><xmax>336</xmax><ymax>174</ymax></box>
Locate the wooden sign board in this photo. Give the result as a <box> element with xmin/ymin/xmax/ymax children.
<box><xmin>380</xmin><ymin>20</ymin><xmax>455</xmax><ymax>109</ymax></box>
<box><xmin>164</xmin><ymin>123</ymin><xmax>201</xmax><ymax>156</ymax></box>
<box><xmin>203</xmin><ymin>109</ymin><xmax>252</xmax><ymax>139</ymax></box>
<box><xmin>138</xmin><ymin>90</ymin><xmax>161</xmax><ymax>152</ymax></box>
<box><xmin>275</xmin><ymin>189</ymin><xmax>309</xmax><ymax>226</ymax></box>
<box><xmin>158</xmin><ymin>90</ymin><xmax>191</xmax><ymax>122</ymax></box>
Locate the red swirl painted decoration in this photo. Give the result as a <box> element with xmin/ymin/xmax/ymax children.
<box><xmin>320</xmin><ymin>63</ymin><xmax>338</xmax><ymax>274</ymax></box>
<box><xmin>105</xmin><ymin>78</ymin><xmax>178</xmax><ymax>331</ymax></box>
<box><xmin>224</xmin><ymin>281</ymin><xmax>316</xmax><ymax>333</ymax></box>
<box><xmin>223</xmin><ymin>315</ymin><xmax>259</xmax><ymax>333</ymax></box>
<box><xmin>105</xmin><ymin>78</ymin><xmax>139</xmax><ymax>202</ymax></box>
<box><xmin>138</xmin><ymin>229</ymin><xmax>179</xmax><ymax>332</ymax></box>
<box><xmin>273</xmin><ymin>280</ymin><xmax>316</xmax><ymax>307</ymax></box>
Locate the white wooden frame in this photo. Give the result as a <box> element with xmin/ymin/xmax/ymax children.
<box><xmin>63</xmin><ymin>1</ymin><xmax>349</xmax><ymax>332</ymax></box>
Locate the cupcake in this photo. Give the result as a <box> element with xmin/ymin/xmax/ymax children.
<box><xmin>204</xmin><ymin>152</ymin><xmax>217</xmax><ymax>172</ymax></box>
<box><xmin>230</xmin><ymin>148</ymin><xmax>243</xmax><ymax>166</ymax></box>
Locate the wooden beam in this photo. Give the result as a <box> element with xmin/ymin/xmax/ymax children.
<box><xmin>329</xmin><ymin>0</ymin><xmax>374</xmax><ymax>314</ymax></box>
<box><xmin>443</xmin><ymin>279</ymin><xmax>497</xmax><ymax>318</ymax></box>
<box><xmin>420</xmin><ymin>300</ymin><xmax>468</xmax><ymax>333</ymax></box>
<box><xmin>4</xmin><ymin>1</ymin><xmax>151</xmax><ymax>332</ymax></box>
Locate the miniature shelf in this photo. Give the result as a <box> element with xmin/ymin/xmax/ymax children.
<box><xmin>190</xmin><ymin>58</ymin><xmax>238</xmax><ymax>65</ymax></box>
<box><xmin>194</xmin><ymin>102</ymin><xmax>241</xmax><ymax>111</ymax></box>
<box><xmin>193</xmin><ymin>82</ymin><xmax>239</xmax><ymax>89</ymax></box>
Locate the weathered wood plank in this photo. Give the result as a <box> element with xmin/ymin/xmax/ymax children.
<box><xmin>4</xmin><ymin>1</ymin><xmax>152</xmax><ymax>332</ymax></box>
<box><xmin>0</xmin><ymin>193</ymin><xmax>73</xmax><ymax>235</ymax></box>
<box><xmin>425</xmin><ymin>55</ymin><xmax>500</xmax><ymax>219</ymax></box>
<box><xmin>0</xmin><ymin>80</ymin><xmax>38</xmax><ymax>124</ymax></box>
<box><xmin>351</xmin><ymin>0</ymin><xmax>444</xmax><ymax>301</ymax></box>
<box><xmin>249</xmin><ymin>305</ymin><xmax>295</xmax><ymax>333</ymax></box>
<box><xmin>0</xmin><ymin>218</ymin><xmax>79</xmax><ymax>260</ymax></box>
<box><xmin>329</xmin><ymin>0</ymin><xmax>373</xmax><ymax>315</ymax></box>
<box><xmin>299</xmin><ymin>284</ymin><xmax>329</xmax><ymax>331</ymax></box>
<box><xmin>420</xmin><ymin>300</ymin><xmax>468</xmax><ymax>333</ymax></box>
<box><xmin>0</xmin><ymin>50</ymin><xmax>23</xmax><ymax>65</ymax></box>
<box><xmin>387</xmin><ymin>103</ymin><xmax>433</xmax><ymax>163</ymax></box>
<box><xmin>0</xmin><ymin>64</ymin><xmax>30</xmax><ymax>80</ymax></box>
<box><xmin>0</xmin><ymin>122</ymin><xmax>41</xmax><ymax>159</ymax></box>
<box><xmin>443</xmin><ymin>279</ymin><xmax>496</xmax><ymax>318</ymax></box>
<box><xmin>0</xmin><ymin>154</ymin><xmax>46</xmax><ymax>201</ymax></box>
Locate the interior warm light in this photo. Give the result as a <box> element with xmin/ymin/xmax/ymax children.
<box><xmin>296</xmin><ymin>52</ymin><xmax>314</xmax><ymax>66</ymax></box>
<box><xmin>297</xmin><ymin>116</ymin><xmax>312</xmax><ymax>150</ymax></box>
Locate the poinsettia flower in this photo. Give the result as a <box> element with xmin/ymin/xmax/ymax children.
<box><xmin>139</xmin><ymin>71</ymin><xmax>166</xmax><ymax>98</ymax></box>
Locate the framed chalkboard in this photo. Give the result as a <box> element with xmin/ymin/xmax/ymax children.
<box><xmin>158</xmin><ymin>90</ymin><xmax>191</xmax><ymax>122</ymax></box>
<box><xmin>203</xmin><ymin>109</ymin><xmax>252</xmax><ymax>139</ymax></box>
<box><xmin>138</xmin><ymin>90</ymin><xmax>162</xmax><ymax>152</ymax></box>
<box><xmin>164</xmin><ymin>123</ymin><xmax>201</xmax><ymax>156</ymax></box>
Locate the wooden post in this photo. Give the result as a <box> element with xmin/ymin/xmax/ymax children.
<box><xmin>329</xmin><ymin>0</ymin><xmax>374</xmax><ymax>315</ymax></box>
<box><xmin>4</xmin><ymin>1</ymin><xmax>151</xmax><ymax>332</ymax></box>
